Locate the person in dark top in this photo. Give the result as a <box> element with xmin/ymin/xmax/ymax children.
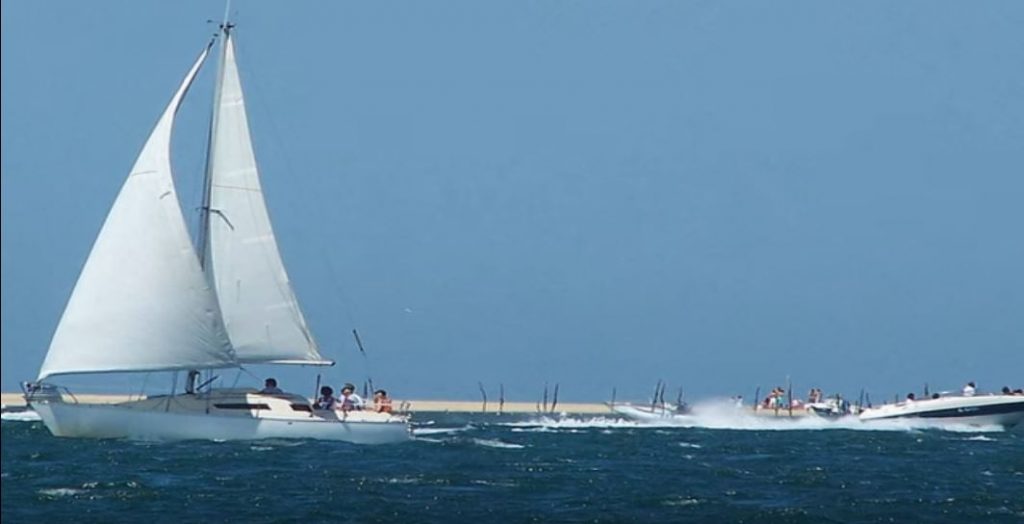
<box><xmin>314</xmin><ymin>386</ymin><xmax>336</xmax><ymax>410</ymax></box>
<box><xmin>260</xmin><ymin>378</ymin><xmax>283</xmax><ymax>395</ymax></box>
<box><xmin>185</xmin><ymin>370</ymin><xmax>200</xmax><ymax>395</ymax></box>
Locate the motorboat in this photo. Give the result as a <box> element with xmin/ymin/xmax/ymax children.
<box><xmin>804</xmin><ymin>397</ymin><xmax>857</xmax><ymax>420</ymax></box>
<box><xmin>608</xmin><ymin>402</ymin><xmax>692</xmax><ymax>422</ymax></box>
<box><xmin>858</xmin><ymin>394</ymin><xmax>1024</xmax><ymax>428</ymax></box>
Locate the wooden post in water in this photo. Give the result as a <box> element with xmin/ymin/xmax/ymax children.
<box><xmin>651</xmin><ymin>380</ymin><xmax>663</xmax><ymax>411</ymax></box>
<box><xmin>542</xmin><ymin>383</ymin><xmax>549</xmax><ymax>413</ymax></box>
<box><xmin>477</xmin><ymin>381</ymin><xmax>488</xmax><ymax>413</ymax></box>
<box><xmin>550</xmin><ymin>383</ymin><xmax>560</xmax><ymax>413</ymax></box>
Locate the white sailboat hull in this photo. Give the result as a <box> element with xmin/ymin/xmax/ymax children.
<box><xmin>29</xmin><ymin>390</ymin><xmax>411</xmax><ymax>444</ymax></box>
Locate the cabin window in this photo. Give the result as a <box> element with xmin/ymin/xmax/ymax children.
<box><xmin>213</xmin><ymin>403</ymin><xmax>271</xmax><ymax>410</ymax></box>
<box><xmin>290</xmin><ymin>404</ymin><xmax>312</xmax><ymax>412</ymax></box>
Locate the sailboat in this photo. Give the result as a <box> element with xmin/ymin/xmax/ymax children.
<box><xmin>23</xmin><ymin>21</ymin><xmax>410</xmax><ymax>444</ymax></box>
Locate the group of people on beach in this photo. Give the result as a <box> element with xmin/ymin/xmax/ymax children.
<box><xmin>258</xmin><ymin>378</ymin><xmax>394</xmax><ymax>413</ymax></box>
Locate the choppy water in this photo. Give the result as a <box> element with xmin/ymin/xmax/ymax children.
<box><xmin>3</xmin><ymin>408</ymin><xmax>1023</xmax><ymax>523</ymax></box>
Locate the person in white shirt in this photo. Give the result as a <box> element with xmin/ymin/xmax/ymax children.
<box><xmin>962</xmin><ymin>381</ymin><xmax>976</xmax><ymax>397</ymax></box>
<box><xmin>339</xmin><ymin>383</ymin><xmax>365</xmax><ymax>412</ymax></box>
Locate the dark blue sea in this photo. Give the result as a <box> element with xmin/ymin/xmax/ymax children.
<box><xmin>3</xmin><ymin>411</ymin><xmax>1023</xmax><ymax>523</ymax></box>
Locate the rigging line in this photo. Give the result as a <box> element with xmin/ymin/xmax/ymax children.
<box><xmin>136</xmin><ymin>372</ymin><xmax>151</xmax><ymax>401</ymax></box>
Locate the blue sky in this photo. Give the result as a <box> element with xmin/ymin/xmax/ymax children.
<box><xmin>2</xmin><ymin>1</ymin><xmax>1022</xmax><ymax>402</ymax></box>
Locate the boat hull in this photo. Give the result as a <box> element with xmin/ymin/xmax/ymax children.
<box><xmin>859</xmin><ymin>395</ymin><xmax>1024</xmax><ymax>429</ymax></box>
<box><xmin>29</xmin><ymin>391</ymin><xmax>411</xmax><ymax>444</ymax></box>
<box><xmin>610</xmin><ymin>403</ymin><xmax>691</xmax><ymax>422</ymax></box>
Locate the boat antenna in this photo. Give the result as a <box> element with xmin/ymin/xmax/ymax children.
<box><xmin>221</xmin><ymin>0</ymin><xmax>232</xmax><ymax>30</ymax></box>
<box><xmin>352</xmin><ymin>329</ymin><xmax>367</xmax><ymax>356</ymax></box>
<box><xmin>786</xmin><ymin>377</ymin><xmax>793</xmax><ymax>417</ymax></box>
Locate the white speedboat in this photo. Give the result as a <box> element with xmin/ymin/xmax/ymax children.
<box><xmin>859</xmin><ymin>394</ymin><xmax>1024</xmax><ymax>429</ymax></box>
<box><xmin>609</xmin><ymin>402</ymin><xmax>692</xmax><ymax>422</ymax></box>
<box><xmin>25</xmin><ymin>19</ymin><xmax>410</xmax><ymax>444</ymax></box>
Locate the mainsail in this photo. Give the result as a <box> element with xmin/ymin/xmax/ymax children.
<box><xmin>39</xmin><ymin>45</ymin><xmax>235</xmax><ymax>380</ymax></box>
<box><xmin>204</xmin><ymin>30</ymin><xmax>327</xmax><ymax>365</ymax></box>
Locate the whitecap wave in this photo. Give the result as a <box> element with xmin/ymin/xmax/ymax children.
<box><xmin>1</xmin><ymin>410</ymin><xmax>41</xmax><ymax>422</ymax></box>
<box><xmin>38</xmin><ymin>488</ymin><xmax>85</xmax><ymax>497</ymax></box>
<box><xmin>498</xmin><ymin>416</ymin><xmax>650</xmax><ymax>429</ymax></box>
<box><xmin>965</xmin><ymin>435</ymin><xmax>997</xmax><ymax>442</ymax></box>
<box><xmin>412</xmin><ymin>436</ymin><xmax>448</xmax><ymax>444</ymax></box>
<box><xmin>471</xmin><ymin>438</ymin><xmax>525</xmax><ymax>449</ymax></box>
<box><xmin>413</xmin><ymin>425</ymin><xmax>473</xmax><ymax>436</ymax></box>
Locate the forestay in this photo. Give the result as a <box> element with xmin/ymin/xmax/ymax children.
<box><xmin>39</xmin><ymin>45</ymin><xmax>235</xmax><ymax>380</ymax></box>
<box><xmin>204</xmin><ymin>31</ymin><xmax>326</xmax><ymax>365</ymax></box>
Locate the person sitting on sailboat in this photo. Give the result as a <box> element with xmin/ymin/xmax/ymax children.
<box><xmin>339</xmin><ymin>383</ymin><xmax>365</xmax><ymax>412</ymax></box>
<box><xmin>260</xmin><ymin>378</ymin><xmax>283</xmax><ymax>395</ymax></box>
<box><xmin>962</xmin><ymin>381</ymin><xmax>976</xmax><ymax>397</ymax></box>
<box><xmin>373</xmin><ymin>390</ymin><xmax>393</xmax><ymax>413</ymax></box>
<box><xmin>314</xmin><ymin>386</ymin><xmax>337</xmax><ymax>410</ymax></box>
<box><xmin>185</xmin><ymin>370</ymin><xmax>201</xmax><ymax>395</ymax></box>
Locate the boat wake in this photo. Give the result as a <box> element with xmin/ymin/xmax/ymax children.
<box><xmin>501</xmin><ymin>400</ymin><xmax>1006</xmax><ymax>433</ymax></box>
<box><xmin>1</xmin><ymin>410</ymin><xmax>42</xmax><ymax>422</ymax></box>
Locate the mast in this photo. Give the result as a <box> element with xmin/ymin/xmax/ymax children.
<box><xmin>197</xmin><ymin>17</ymin><xmax>233</xmax><ymax>268</ymax></box>
<box><xmin>190</xmin><ymin>6</ymin><xmax>233</xmax><ymax>389</ymax></box>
